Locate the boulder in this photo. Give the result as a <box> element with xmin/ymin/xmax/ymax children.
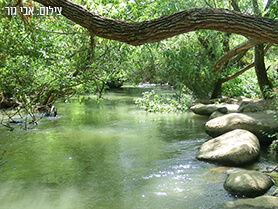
<box><xmin>238</xmin><ymin>99</ymin><xmax>270</xmax><ymax>113</ymax></box>
<box><xmin>209</xmin><ymin>111</ymin><xmax>225</xmax><ymax>120</ymax></box>
<box><xmin>224</xmin><ymin>170</ymin><xmax>273</xmax><ymax>197</ymax></box>
<box><xmin>224</xmin><ymin>196</ymin><xmax>278</xmax><ymax>208</ymax></box>
<box><xmin>205</xmin><ymin>112</ymin><xmax>278</xmax><ymax>143</ymax></box>
<box><xmin>190</xmin><ymin>103</ymin><xmax>239</xmax><ymax>116</ymax></box>
<box><xmin>196</xmin><ymin>129</ymin><xmax>260</xmax><ymax>166</ymax></box>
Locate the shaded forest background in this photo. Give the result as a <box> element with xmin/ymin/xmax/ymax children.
<box><xmin>0</xmin><ymin>0</ymin><xmax>278</xmax><ymax>124</ymax></box>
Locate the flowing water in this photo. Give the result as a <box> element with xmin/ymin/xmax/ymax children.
<box><xmin>0</xmin><ymin>87</ymin><xmax>274</xmax><ymax>209</ymax></box>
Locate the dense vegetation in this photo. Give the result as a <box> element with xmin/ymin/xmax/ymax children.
<box><xmin>1</xmin><ymin>0</ymin><xmax>278</xmax><ymax>128</ymax></box>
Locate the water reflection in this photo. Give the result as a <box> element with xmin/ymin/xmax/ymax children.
<box><xmin>0</xmin><ymin>87</ymin><xmax>272</xmax><ymax>209</ymax></box>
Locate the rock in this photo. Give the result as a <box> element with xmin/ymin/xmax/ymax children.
<box><xmin>205</xmin><ymin>112</ymin><xmax>278</xmax><ymax>144</ymax></box>
<box><xmin>238</xmin><ymin>99</ymin><xmax>270</xmax><ymax>113</ymax></box>
<box><xmin>224</xmin><ymin>170</ymin><xmax>273</xmax><ymax>197</ymax></box>
<box><xmin>224</xmin><ymin>196</ymin><xmax>278</xmax><ymax>208</ymax></box>
<box><xmin>209</xmin><ymin>111</ymin><xmax>225</xmax><ymax>120</ymax></box>
<box><xmin>218</xmin><ymin>107</ymin><xmax>228</xmax><ymax>114</ymax></box>
<box><xmin>190</xmin><ymin>103</ymin><xmax>219</xmax><ymax>116</ymax></box>
<box><xmin>226</xmin><ymin>98</ymin><xmax>238</xmax><ymax>104</ymax></box>
<box><xmin>190</xmin><ymin>103</ymin><xmax>239</xmax><ymax>116</ymax></box>
<box><xmin>196</xmin><ymin>129</ymin><xmax>260</xmax><ymax>166</ymax></box>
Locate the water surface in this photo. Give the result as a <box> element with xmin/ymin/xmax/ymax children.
<box><xmin>0</xmin><ymin>87</ymin><xmax>274</xmax><ymax>209</ymax></box>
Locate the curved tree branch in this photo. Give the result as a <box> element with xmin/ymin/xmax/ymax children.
<box><xmin>34</xmin><ymin>0</ymin><xmax>278</xmax><ymax>46</ymax></box>
<box><xmin>221</xmin><ymin>62</ymin><xmax>255</xmax><ymax>83</ymax></box>
<box><xmin>213</xmin><ymin>39</ymin><xmax>263</xmax><ymax>72</ymax></box>
<box><xmin>210</xmin><ymin>43</ymin><xmax>272</xmax><ymax>98</ymax></box>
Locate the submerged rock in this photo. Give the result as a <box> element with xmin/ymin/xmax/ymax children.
<box><xmin>224</xmin><ymin>196</ymin><xmax>278</xmax><ymax>208</ymax></box>
<box><xmin>202</xmin><ymin>166</ymin><xmax>234</xmax><ymax>183</ymax></box>
<box><xmin>205</xmin><ymin>112</ymin><xmax>278</xmax><ymax>144</ymax></box>
<box><xmin>196</xmin><ymin>129</ymin><xmax>260</xmax><ymax>166</ymax></box>
<box><xmin>224</xmin><ymin>170</ymin><xmax>273</xmax><ymax>198</ymax></box>
<box><xmin>190</xmin><ymin>103</ymin><xmax>239</xmax><ymax>116</ymax></box>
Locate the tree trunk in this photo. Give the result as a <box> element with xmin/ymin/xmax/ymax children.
<box><xmin>34</xmin><ymin>0</ymin><xmax>278</xmax><ymax>46</ymax></box>
<box><xmin>211</xmin><ymin>80</ymin><xmax>223</xmax><ymax>99</ymax></box>
<box><xmin>211</xmin><ymin>62</ymin><xmax>255</xmax><ymax>99</ymax></box>
<box><xmin>211</xmin><ymin>42</ymin><xmax>273</xmax><ymax>99</ymax></box>
<box><xmin>254</xmin><ymin>44</ymin><xmax>272</xmax><ymax>99</ymax></box>
<box><xmin>252</xmin><ymin>0</ymin><xmax>273</xmax><ymax>99</ymax></box>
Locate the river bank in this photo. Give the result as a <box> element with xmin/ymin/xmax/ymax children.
<box><xmin>191</xmin><ymin>99</ymin><xmax>278</xmax><ymax>208</ymax></box>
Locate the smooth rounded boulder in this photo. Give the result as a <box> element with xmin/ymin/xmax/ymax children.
<box><xmin>238</xmin><ymin>99</ymin><xmax>270</xmax><ymax>113</ymax></box>
<box><xmin>224</xmin><ymin>196</ymin><xmax>278</xmax><ymax>208</ymax></box>
<box><xmin>208</xmin><ymin>110</ymin><xmax>225</xmax><ymax>120</ymax></box>
<box><xmin>196</xmin><ymin>129</ymin><xmax>260</xmax><ymax>166</ymax></box>
<box><xmin>190</xmin><ymin>103</ymin><xmax>239</xmax><ymax>116</ymax></box>
<box><xmin>224</xmin><ymin>170</ymin><xmax>273</xmax><ymax>197</ymax></box>
<box><xmin>205</xmin><ymin>112</ymin><xmax>278</xmax><ymax>143</ymax></box>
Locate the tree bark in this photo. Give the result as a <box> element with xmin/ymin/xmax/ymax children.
<box><xmin>211</xmin><ymin>43</ymin><xmax>273</xmax><ymax>99</ymax></box>
<box><xmin>255</xmin><ymin>44</ymin><xmax>272</xmax><ymax>99</ymax></box>
<box><xmin>34</xmin><ymin>0</ymin><xmax>278</xmax><ymax>46</ymax></box>
<box><xmin>213</xmin><ymin>39</ymin><xmax>263</xmax><ymax>72</ymax></box>
<box><xmin>211</xmin><ymin>62</ymin><xmax>255</xmax><ymax>99</ymax></box>
<box><xmin>252</xmin><ymin>0</ymin><xmax>273</xmax><ymax>99</ymax></box>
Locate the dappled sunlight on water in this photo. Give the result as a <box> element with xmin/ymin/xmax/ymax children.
<box><xmin>0</xmin><ymin>88</ymin><xmax>274</xmax><ymax>209</ymax></box>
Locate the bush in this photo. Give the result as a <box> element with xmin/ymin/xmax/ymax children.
<box><xmin>134</xmin><ymin>90</ymin><xmax>192</xmax><ymax>113</ymax></box>
<box><xmin>221</xmin><ymin>70</ymin><xmax>261</xmax><ymax>98</ymax></box>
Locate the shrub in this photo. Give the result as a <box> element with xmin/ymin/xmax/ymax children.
<box><xmin>134</xmin><ymin>90</ymin><xmax>192</xmax><ymax>113</ymax></box>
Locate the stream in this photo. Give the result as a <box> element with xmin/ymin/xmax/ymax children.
<box><xmin>0</xmin><ymin>86</ymin><xmax>274</xmax><ymax>209</ymax></box>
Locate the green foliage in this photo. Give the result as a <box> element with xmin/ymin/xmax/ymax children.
<box><xmin>134</xmin><ymin>90</ymin><xmax>192</xmax><ymax>113</ymax></box>
<box><xmin>155</xmin><ymin>31</ymin><xmax>227</xmax><ymax>99</ymax></box>
<box><xmin>1</xmin><ymin>0</ymin><xmax>278</xmax><ymax>128</ymax></box>
<box><xmin>222</xmin><ymin>68</ymin><xmax>261</xmax><ymax>98</ymax></box>
<box><xmin>264</xmin><ymin>167</ymin><xmax>278</xmax><ymax>186</ymax></box>
<box><xmin>126</xmin><ymin>30</ymin><xmax>228</xmax><ymax>99</ymax></box>
<box><xmin>0</xmin><ymin>0</ymin><xmax>129</xmax><ymax>128</ymax></box>
<box><xmin>269</xmin><ymin>138</ymin><xmax>278</xmax><ymax>153</ymax></box>
<box><xmin>81</xmin><ymin>0</ymin><xmax>196</xmax><ymax>21</ymax></box>
<box><xmin>265</xmin><ymin>0</ymin><xmax>278</xmax><ymax>18</ymax></box>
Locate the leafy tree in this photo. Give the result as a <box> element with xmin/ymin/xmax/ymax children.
<box><xmin>32</xmin><ymin>0</ymin><xmax>278</xmax><ymax>98</ymax></box>
<box><xmin>1</xmin><ymin>0</ymin><xmax>278</xmax><ymax>129</ymax></box>
<box><xmin>0</xmin><ymin>0</ymin><xmax>129</xmax><ymax>128</ymax></box>
<box><xmin>210</xmin><ymin>0</ymin><xmax>277</xmax><ymax>98</ymax></box>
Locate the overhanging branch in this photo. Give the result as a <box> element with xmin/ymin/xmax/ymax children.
<box><xmin>34</xmin><ymin>0</ymin><xmax>278</xmax><ymax>46</ymax></box>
